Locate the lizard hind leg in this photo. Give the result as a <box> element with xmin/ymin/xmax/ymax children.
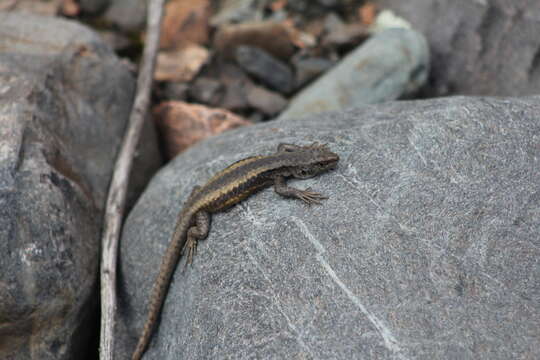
<box><xmin>184</xmin><ymin>210</ymin><xmax>211</xmax><ymax>267</ymax></box>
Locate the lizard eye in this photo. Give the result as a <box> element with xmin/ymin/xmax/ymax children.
<box><xmin>295</xmin><ymin>168</ymin><xmax>315</xmax><ymax>179</ymax></box>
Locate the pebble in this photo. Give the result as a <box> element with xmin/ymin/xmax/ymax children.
<box><xmin>245</xmin><ymin>84</ymin><xmax>288</xmax><ymax>116</ymax></box>
<box><xmin>293</xmin><ymin>56</ymin><xmax>335</xmax><ymax>88</ymax></box>
<box><xmin>188</xmin><ymin>77</ymin><xmax>224</xmax><ymax>107</ymax></box>
<box><xmin>235</xmin><ymin>45</ymin><xmax>294</xmax><ymax>94</ymax></box>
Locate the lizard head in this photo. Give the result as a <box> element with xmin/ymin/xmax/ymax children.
<box><xmin>290</xmin><ymin>142</ymin><xmax>339</xmax><ymax>179</ymax></box>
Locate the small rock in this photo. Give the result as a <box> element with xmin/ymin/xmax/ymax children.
<box><xmin>284</xmin><ymin>0</ymin><xmax>310</xmax><ymax>13</ymax></box>
<box><xmin>78</xmin><ymin>0</ymin><xmax>107</xmax><ymax>14</ymax></box>
<box><xmin>295</xmin><ymin>30</ymin><xmax>317</xmax><ymax>48</ymax></box>
<box><xmin>293</xmin><ymin>55</ymin><xmax>335</xmax><ymax>88</ymax></box>
<box><xmin>218</xmin><ymin>63</ymin><xmax>252</xmax><ymax>111</ymax></box>
<box><xmin>303</xmin><ymin>18</ymin><xmax>326</xmax><ymax>39</ymax></box>
<box><xmin>265</xmin><ymin>7</ymin><xmax>288</xmax><ymax>23</ymax></box>
<box><xmin>219</xmin><ymin>62</ymin><xmax>252</xmax><ymax>83</ymax></box>
<box><xmin>104</xmin><ymin>0</ymin><xmax>147</xmax><ymax>32</ymax></box>
<box><xmin>99</xmin><ymin>30</ymin><xmax>132</xmax><ymax>52</ymax></box>
<box><xmin>358</xmin><ymin>2</ymin><xmax>377</xmax><ymax>26</ymax></box>
<box><xmin>323</xmin><ymin>12</ymin><xmax>346</xmax><ymax>34</ymax></box>
<box><xmin>235</xmin><ymin>45</ymin><xmax>294</xmax><ymax>94</ymax></box>
<box><xmin>247</xmin><ymin>111</ymin><xmax>265</xmax><ymax>123</ymax></box>
<box><xmin>320</xmin><ymin>12</ymin><xmax>369</xmax><ymax>52</ymax></box>
<box><xmin>371</xmin><ymin>9</ymin><xmax>412</xmax><ymax>31</ymax></box>
<box><xmin>278</xmin><ymin>28</ymin><xmax>429</xmax><ymax>120</ymax></box>
<box><xmin>213</xmin><ymin>21</ymin><xmax>297</xmax><ymax>61</ymax></box>
<box><xmin>245</xmin><ymin>84</ymin><xmax>288</xmax><ymax>116</ymax></box>
<box><xmin>154</xmin><ymin>44</ymin><xmax>209</xmax><ymax>82</ymax></box>
<box><xmin>153</xmin><ymin>102</ymin><xmax>251</xmax><ymax>158</ymax></box>
<box><xmin>160</xmin><ymin>82</ymin><xmax>189</xmax><ymax>101</ymax></box>
<box><xmin>188</xmin><ymin>77</ymin><xmax>225</xmax><ymax>107</ymax></box>
<box><xmin>61</xmin><ymin>0</ymin><xmax>80</xmax><ymax>16</ymax></box>
<box><xmin>321</xmin><ymin>23</ymin><xmax>369</xmax><ymax>51</ymax></box>
<box><xmin>317</xmin><ymin>0</ymin><xmax>338</xmax><ymax>7</ymax></box>
<box><xmin>160</xmin><ymin>0</ymin><xmax>210</xmax><ymax>49</ymax></box>
<box><xmin>220</xmin><ymin>79</ymin><xmax>250</xmax><ymax>111</ymax></box>
<box><xmin>210</xmin><ymin>0</ymin><xmax>267</xmax><ymax>26</ymax></box>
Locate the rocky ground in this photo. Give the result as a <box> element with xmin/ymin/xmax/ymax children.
<box><xmin>1</xmin><ymin>1</ymin><xmax>539</xmax><ymax>359</ymax></box>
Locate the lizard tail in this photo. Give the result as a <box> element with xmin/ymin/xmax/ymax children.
<box><xmin>131</xmin><ymin>215</ymin><xmax>191</xmax><ymax>360</ymax></box>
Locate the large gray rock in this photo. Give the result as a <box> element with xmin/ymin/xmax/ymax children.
<box><xmin>117</xmin><ymin>96</ymin><xmax>540</xmax><ymax>359</ymax></box>
<box><xmin>278</xmin><ymin>28</ymin><xmax>429</xmax><ymax>120</ymax></box>
<box><xmin>0</xmin><ymin>12</ymin><xmax>159</xmax><ymax>360</ymax></box>
<box><xmin>378</xmin><ymin>0</ymin><xmax>540</xmax><ymax>97</ymax></box>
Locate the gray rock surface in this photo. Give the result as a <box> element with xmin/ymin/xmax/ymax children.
<box><xmin>278</xmin><ymin>28</ymin><xmax>429</xmax><ymax>120</ymax></box>
<box><xmin>117</xmin><ymin>96</ymin><xmax>540</xmax><ymax>359</ymax></box>
<box><xmin>0</xmin><ymin>12</ymin><xmax>159</xmax><ymax>360</ymax></box>
<box><xmin>378</xmin><ymin>0</ymin><xmax>540</xmax><ymax>97</ymax></box>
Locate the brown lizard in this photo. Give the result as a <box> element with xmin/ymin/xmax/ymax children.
<box><xmin>131</xmin><ymin>142</ymin><xmax>339</xmax><ymax>360</ymax></box>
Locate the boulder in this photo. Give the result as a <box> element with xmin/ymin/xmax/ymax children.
<box><xmin>117</xmin><ymin>95</ymin><xmax>540</xmax><ymax>359</ymax></box>
<box><xmin>379</xmin><ymin>0</ymin><xmax>540</xmax><ymax>96</ymax></box>
<box><xmin>0</xmin><ymin>12</ymin><xmax>160</xmax><ymax>360</ymax></box>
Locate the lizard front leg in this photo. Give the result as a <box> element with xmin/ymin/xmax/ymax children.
<box><xmin>273</xmin><ymin>175</ymin><xmax>328</xmax><ymax>205</ymax></box>
<box><xmin>183</xmin><ymin>210</ymin><xmax>210</xmax><ymax>266</ymax></box>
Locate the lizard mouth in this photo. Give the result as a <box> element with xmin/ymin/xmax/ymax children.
<box><xmin>327</xmin><ymin>162</ymin><xmax>338</xmax><ymax>171</ymax></box>
<box><xmin>325</xmin><ymin>153</ymin><xmax>340</xmax><ymax>170</ymax></box>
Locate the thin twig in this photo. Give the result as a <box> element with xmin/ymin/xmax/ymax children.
<box><xmin>99</xmin><ymin>0</ymin><xmax>165</xmax><ymax>359</ymax></box>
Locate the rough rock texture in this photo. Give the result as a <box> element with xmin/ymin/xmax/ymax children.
<box><xmin>378</xmin><ymin>0</ymin><xmax>540</xmax><ymax>96</ymax></box>
<box><xmin>0</xmin><ymin>12</ymin><xmax>159</xmax><ymax>360</ymax></box>
<box><xmin>117</xmin><ymin>96</ymin><xmax>540</xmax><ymax>359</ymax></box>
<box><xmin>278</xmin><ymin>28</ymin><xmax>429</xmax><ymax>120</ymax></box>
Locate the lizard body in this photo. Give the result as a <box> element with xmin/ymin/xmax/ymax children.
<box><xmin>131</xmin><ymin>143</ymin><xmax>339</xmax><ymax>360</ymax></box>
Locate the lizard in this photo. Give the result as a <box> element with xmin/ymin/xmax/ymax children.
<box><xmin>131</xmin><ymin>142</ymin><xmax>339</xmax><ymax>360</ymax></box>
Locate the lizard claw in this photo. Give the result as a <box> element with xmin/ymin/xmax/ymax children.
<box><xmin>298</xmin><ymin>187</ymin><xmax>328</xmax><ymax>205</ymax></box>
<box><xmin>184</xmin><ymin>238</ymin><xmax>198</xmax><ymax>269</ymax></box>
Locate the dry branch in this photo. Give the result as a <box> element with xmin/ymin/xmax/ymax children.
<box><xmin>99</xmin><ymin>0</ymin><xmax>165</xmax><ymax>359</ymax></box>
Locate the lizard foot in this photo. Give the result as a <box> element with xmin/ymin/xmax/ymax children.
<box><xmin>298</xmin><ymin>187</ymin><xmax>328</xmax><ymax>205</ymax></box>
<box><xmin>185</xmin><ymin>238</ymin><xmax>198</xmax><ymax>267</ymax></box>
